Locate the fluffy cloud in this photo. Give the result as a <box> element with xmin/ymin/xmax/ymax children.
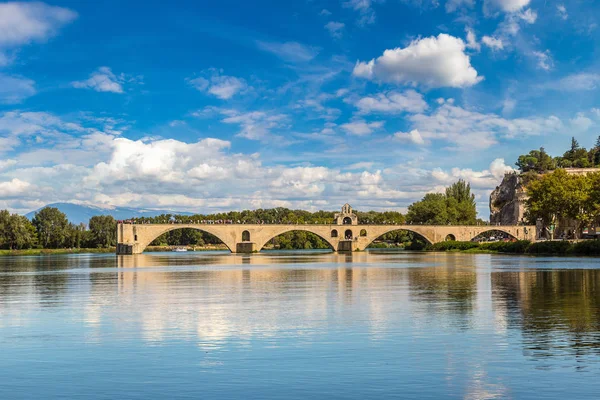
<box><xmin>325</xmin><ymin>21</ymin><xmax>345</xmax><ymax>38</ymax></box>
<box><xmin>0</xmin><ymin>2</ymin><xmax>77</xmax><ymax>47</ymax></box>
<box><xmin>188</xmin><ymin>70</ymin><xmax>248</xmax><ymax>100</ymax></box>
<box><xmin>72</xmin><ymin>67</ymin><xmax>125</xmax><ymax>93</ymax></box>
<box><xmin>341</xmin><ymin>120</ymin><xmax>384</xmax><ymax>135</ymax></box>
<box><xmin>353</xmin><ymin>34</ymin><xmax>482</xmax><ymax>88</ymax></box>
<box><xmin>353</xmin><ymin>90</ymin><xmax>428</xmax><ymax>114</ymax></box>
<box><xmin>482</xmin><ymin>36</ymin><xmax>504</xmax><ymax>50</ymax></box>
<box><xmin>0</xmin><ymin>178</ymin><xmax>32</xmax><ymax>198</ymax></box>
<box><xmin>431</xmin><ymin>158</ymin><xmax>515</xmax><ymax>189</ymax></box>
<box><xmin>409</xmin><ymin>101</ymin><xmax>563</xmax><ymax>149</ymax></box>
<box><xmin>485</xmin><ymin>0</ymin><xmax>531</xmax><ymax>13</ymax></box>
<box><xmin>0</xmin><ymin>73</ymin><xmax>36</xmax><ymax>103</ymax></box>
<box><xmin>394</xmin><ymin>129</ymin><xmax>426</xmax><ymax>145</ymax></box>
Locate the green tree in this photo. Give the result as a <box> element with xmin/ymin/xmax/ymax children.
<box><xmin>406</xmin><ymin>193</ymin><xmax>449</xmax><ymax>225</ymax></box>
<box><xmin>5</xmin><ymin>214</ymin><xmax>37</xmax><ymax>249</ymax></box>
<box><xmin>89</xmin><ymin>215</ymin><xmax>117</xmax><ymax>248</ymax></box>
<box><xmin>32</xmin><ymin>207</ymin><xmax>70</xmax><ymax>248</ymax></box>
<box><xmin>407</xmin><ymin>180</ymin><xmax>478</xmax><ymax>225</ymax></box>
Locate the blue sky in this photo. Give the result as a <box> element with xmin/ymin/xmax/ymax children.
<box><xmin>0</xmin><ymin>0</ymin><xmax>599</xmax><ymax>218</ymax></box>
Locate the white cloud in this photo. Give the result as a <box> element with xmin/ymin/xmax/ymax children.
<box><xmin>72</xmin><ymin>67</ymin><xmax>125</xmax><ymax>93</ymax></box>
<box><xmin>325</xmin><ymin>21</ymin><xmax>345</xmax><ymax>38</ymax></box>
<box><xmin>0</xmin><ymin>73</ymin><xmax>36</xmax><ymax>103</ymax></box>
<box><xmin>532</xmin><ymin>50</ymin><xmax>553</xmax><ymax>71</ymax></box>
<box><xmin>353</xmin><ymin>90</ymin><xmax>428</xmax><ymax>114</ymax></box>
<box><xmin>341</xmin><ymin>120</ymin><xmax>384</xmax><ymax>136</ymax></box>
<box><xmin>542</xmin><ymin>73</ymin><xmax>600</xmax><ymax>91</ymax></box>
<box><xmin>482</xmin><ymin>36</ymin><xmax>504</xmax><ymax>50</ymax></box>
<box><xmin>431</xmin><ymin>158</ymin><xmax>515</xmax><ymax>188</ymax></box>
<box><xmin>557</xmin><ymin>5</ymin><xmax>568</xmax><ymax>20</ymax></box>
<box><xmin>0</xmin><ymin>159</ymin><xmax>17</xmax><ymax>170</ymax></box>
<box><xmin>570</xmin><ymin>113</ymin><xmax>593</xmax><ymax>132</ymax></box>
<box><xmin>518</xmin><ymin>8</ymin><xmax>537</xmax><ymax>24</ymax></box>
<box><xmin>0</xmin><ymin>2</ymin><xmax>77</xmax><ymax>47</ymax></box>
<box><xmin>485</xmin><ymin>0</ymin><xmax>531</xmax><ymax>13</ymax></box>
<box><xmin>0</xmin><ymin>178</ymin><xmax>32</xmax><ymax>198</ymax></box>
<box><xmin>343</xmin><ymin>0</ymin><xmax>378</xmax><ymax>26</ymax></box>
<box><xmin>409</xmin><ymin>102</ymin><xmax>564</xmax><ymax>149</ymax></box>
<box><xmin>256</xmin><ymin>40</ymin><xmax>319</xmax><ymax>63</ymax></box>
<box><xmin>353</xmin><ymin>34</ymin><xmax>482</xmax><ymax>88</ymax></box>
<box><xmin>198</xmin><ymin>108</ymin><xmax>288</xmax><ymax>142</ymax></box>
<box><xmin>592</xmin><ymin>109</ymin><xmax>600</xmax><ymax>118</ymax></box>
<box><xmin>465</xmin><ymin>28</ymin><xmax>480</xmax><ymax>51</ymax></box>
<box><xmin>188</xmin><ymin>70</ymin><xmax>248</xmax><ymax>100</ymax></box>
<box><xmin>446</xmin><ymin>0</ymin><xmax>474</xmax><ymax>13</ymax></box>
<box><xmin>394</xmin><ymin>129</ymin><xmax>426</xmax><ymax>145</ymax></box>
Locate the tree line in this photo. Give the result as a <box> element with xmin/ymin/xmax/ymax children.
<box><xmin>516</xmin><ymin>136</ymin><xmax>600</xmax><ymax>173</ymax></box>
<box><xmin>1</xmin><ymin>180</ymin><xmax>479</xmax><ymax>250</ymax></box>
<box><xmin>0</xmin><ymin>208</ymin><xmax>116</xmax><ymax>250</ymax></box>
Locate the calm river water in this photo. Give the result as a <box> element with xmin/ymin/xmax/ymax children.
<box><xmin>1</xmin><ymin>251</ymin><xmax>600</xmax><ymax>399</ymax></box>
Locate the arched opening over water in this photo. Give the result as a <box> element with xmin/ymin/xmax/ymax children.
<box><xmin>471</xmin><ymin>229</ymin><xmax>517</xmax><ymax>243</ymax></box>
<box><xmin>366</xmin><ymin>229</ymin><xmax>432</xmax><ymax>250</ymax></box>
<box><xmin>147</xmin><ymin>227</ymin><xmax>231</xmax><ymax>252</ymax></box>
<box><xmin>260</xmin><ymin>230</ymin><xmax>335</xmax><ymax>251</ymax></box>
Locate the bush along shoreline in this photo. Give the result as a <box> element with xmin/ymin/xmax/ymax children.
<box><xmin>426</xmin><ymin>240</ymin><xmax>600</xmax><ymax>256</ymax></box>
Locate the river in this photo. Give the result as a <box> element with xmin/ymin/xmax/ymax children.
<box><xmin>1</xmin><ymin>251</ymin><xmax>599</xmax><ymax>399</ymax></box>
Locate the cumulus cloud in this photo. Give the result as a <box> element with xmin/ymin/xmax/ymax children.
<box><xmin>394</xmin><ymin>129</ymin><xmax>426</xmax><ymax>146</ymax></box>
<box><xmin>485</xmin><ymin>0</ymin><xmax>531</xmax><ymax>13</ymax></box>
<box><xmin>72</xmin><ymin>67</ymin><xmax>126</xmax><ymax>93</ymax></box>
<box><xmin>431</xmin><ymin>158</ymin><xmax>515</xmax><ymax>189</ymax></box>
<box><xmin>256</xmin><ymin>40</ymin><xmax>319</xmax><ymax>63</ymax></box>
<box><xmin>188</xmin><ymin>70</ymin><xmax>248</xmax><ymax>100</ymax></box>
<box><xmin>0</xmin><ymin>2</ymin><xmax>77</xmax><ymax>47</ymax></box>
<box><xmin>325</xmin><ymin>21</ymin><xmax>345</xmax><ymax>38</ymax></box>
<box><xmin>409</xmin><ymin>101</ymin><xmax>564</xmax><ymax>149</ymax></box>
<box><xmin>0</xmin><ymin>178</ymin><xmax>32</xmax><ymax>198</ymax></box>
<box><xmin>570</xmin><ymin>113</ymin><xmax>593</xmax><ymax>132</ymax></box>
<box><xmin>353</xmin><ymin>90</ymin><xmax>428</xmax><ymax>114</ymax></box>
<box><xmin>482</xmin><ymin>36</ymin><xmax>504</xmax><ymax>50</ymax></box>
<box><xmin>353</xmin><ymin>34</ymin><xmax>482</xmax><ymax>88</ymax></box>
<box><xmin>0</xmin><ymin>73</ymin><xmax>36</xmax><ymax>103</ymax></box>
<box><xmin>341</xmin><ymin>120</ymin><xmax>384</xmax><ymax>136</ymax></box>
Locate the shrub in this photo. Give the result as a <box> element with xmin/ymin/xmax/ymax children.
<box><xmin>527</xmin><ymin>240</ymin><xmax>571</xmax><ymax>255</ymax></box>
<box><xmin>570</xmin><ymin>240</ymin><xmax>600</xmax><ymax>256</ymax></box>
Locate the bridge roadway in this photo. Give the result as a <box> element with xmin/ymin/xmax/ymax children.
<box><xmin>116</xmin><ymin>223</ymin><xmax>536</xmax><ymax>254</ymax></box>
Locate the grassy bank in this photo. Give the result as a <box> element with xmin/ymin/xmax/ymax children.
<box><xmin>427</xmin><ymin>240</ymin><xmax>600</xmax><ymax>256</ymax></box>
<box><xmin>0</xmin><ymin>248</ymin><xmax>116</xmax><ymax>256</ymax></box>
<box><xmin>0</xmin><ymin>244</ymin><xmax>230</xmax><ymax>256</ymax></box>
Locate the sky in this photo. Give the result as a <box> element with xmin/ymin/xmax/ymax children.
<box><xmin>0</xmin><ymin>0</ymin><xmax>599</xmax><ymax>218</ymax></box>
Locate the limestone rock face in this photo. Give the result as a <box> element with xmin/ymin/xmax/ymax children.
<box><xmin>489</xmin><ymin>173</ymin><xmax>527</xmax><ymax>225</ymax></box>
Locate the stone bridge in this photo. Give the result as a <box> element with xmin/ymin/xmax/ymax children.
<box><xmin>116</xmin><ymin>204</ymin><xmax>535</xmax><ymax>254</ymax></box>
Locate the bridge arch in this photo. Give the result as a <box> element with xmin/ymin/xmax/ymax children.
<box><xmin>470</xmin><ymin>229</ymin><xmax>519</xmax><ymax>242</ymax></box>
<box><xmin>364</xmin><ymin>227</ymin><xmax>434</xmax><ymax>249</ymax></box>
<box><xmin>137</xmin><ymin>225</ymin><xmax>235</xmax><ymax>253</ymax></box>
<box><xmin>255</xmin><ymin>228</ymin><xmax>337</xmax><ymax>252</ymax></box>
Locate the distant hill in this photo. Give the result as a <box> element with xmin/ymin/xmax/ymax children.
<box><xmin>25</xmin><ymin>203</ymin><xmax>193</xmax><ymax>225</ymax></box>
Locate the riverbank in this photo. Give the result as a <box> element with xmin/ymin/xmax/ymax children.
<box><xmin>427</xmin><ymin>240</ymin><xmax>600</xmax><ymax>256</ymax></box>
<box><xmin>0</xmin><ymin>244</ymin><xmax>230</xmax><ymax>256</ymax></box>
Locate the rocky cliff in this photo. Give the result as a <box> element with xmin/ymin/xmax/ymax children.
<box><xmin>489</xmin><ymin>173</ymin><xmax>527</xmax><ymax>224</ymax></box>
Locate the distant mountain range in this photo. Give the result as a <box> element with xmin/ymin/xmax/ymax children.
<box><xmin>25</xmin><ymin>203</ymin><xmax>193</xmax><ymax>225</ymax></box>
